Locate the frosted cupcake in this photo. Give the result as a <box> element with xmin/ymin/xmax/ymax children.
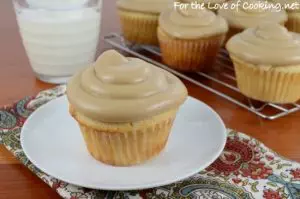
<box><xmin>66</xmin><ymin>50</ymin><xmax>188</xmax><ymax>166</ymax></box>
<box><xmin>116</xmin><ymin>0</ymin><xmax>173</xmax><ymax>45</ymax></box>
<box><xmin>218</xmin><ymin>0</ymin><xmax>287</xmax><ymax>43</ymax></box>
<box><xmin>226</xmin><ymin>23</ymin><xmax>300</xmax><ymax>103</ymax></box>
<box><xmin>270</xmin><ymin>0</ymin><xmax>300</xmax><ymax>33</ymax></box>
<box><xmin>158</xmin><ymin>6</ymin><xmax>228</xmax><ymax>71</ymax></box>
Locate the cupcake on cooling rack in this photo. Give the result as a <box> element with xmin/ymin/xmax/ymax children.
<box><xmin>157</xmin><ymin>6</ymin><xmax>228</xmax><ymax>71</ymax></box>
<box><xmin>226</xmin><ymin>22</ymin><xmax>300</xmax><ymax>103</ymax></box>
<box><xmin>270</xmin><ymin>0</ymin><xmax>300</xmax><ymax>33</ymax></box>
<box><xmin>116</xmin><ymin>0</ymin><xmax>174</xmax><ymax>45</ymax></box>
<box><xmin>218</xmin><ymin>0</ymin><xmax>287</xmax><ymax>43</ymax></box>
<box><xmin>66</xmin><ymin>50</ymin><xmax>188</xmax><ymax>166</ymax></box>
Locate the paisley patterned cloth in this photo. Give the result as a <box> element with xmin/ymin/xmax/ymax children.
<box><xmin>1</xmin><ymin>85</ymin><xmax>300</xmax><ymax>199</ymax></box>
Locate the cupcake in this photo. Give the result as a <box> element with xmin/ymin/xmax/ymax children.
<box><xmin>226</xmin><ymin>23</ymin><xmax>300</xmax><ymax>103</ymax></box>
<box><xmin>270</xmin><ymin>0</ymin><xmax>300</xmax><ymax>33</ymax></box>
<box><xmin>179</xmin><ymin>0</ymin><xmax>228</xmax><ymax>12</ymax></box>
<box><xmin>116</xmin><ymin>0</ymin><xmax>173</xmax><ymax>45</ymax></box>
<box><xmin>66</xmin><ymin>50</ymin><xmax>188</xmax><ymax>166</ymax></box>
<box><xmin>157</xmin><ymin>6</ymin><xmax>228</xmax><ymax>71</ymax></box>
<box><xmin>218</xmin><ymin>0</ymin><xmax>287</xmax><ymax>43</ymax></box>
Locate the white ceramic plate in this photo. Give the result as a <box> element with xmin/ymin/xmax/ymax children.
<box><xmin>21</xmin><ymin>95</ymin><xmax>227</xmax><ymax>190</ymax></box>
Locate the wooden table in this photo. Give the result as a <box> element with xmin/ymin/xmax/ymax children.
<box><xmin>1</xmin><ymin>1</ymin><xmax>299</xmax><ymax>198</ymax></box>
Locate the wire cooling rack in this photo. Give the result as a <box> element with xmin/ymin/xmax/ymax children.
<box><xmin>103</xmin><ymin>33</ymin><xmax>300</xmax><ymax>120</ymax></box>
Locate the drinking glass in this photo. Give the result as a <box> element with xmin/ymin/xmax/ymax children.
<box><xmin>13</xmin><ymin>0</ymin><xmax>102</xmax><ymax>84</ymax></box>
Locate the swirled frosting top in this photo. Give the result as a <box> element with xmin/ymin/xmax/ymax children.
<box><xmin>116</xmin><ymin>0</ymin><xmax>174</xmax><ymax>14</ymax></box>
<box><xmin>66</xmin><ymin>50</ymin><xmax>188</xmax><ymax>122</ymax></box>
<box><xmin>226</xmin><ymin>23</ymin><xmax>300</xmax><ymax>66</ymax></box>
<box><xmin>159</xmin><ymin>6</ymin><xmax>228</xmax><ymax>39</ymax></box>
<box><xmin>218</xmin><ymin>0</ymin><xmax>287</xmax><ymax>29</ymax></box>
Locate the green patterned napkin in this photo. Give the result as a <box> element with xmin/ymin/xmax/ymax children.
<box><xmin>0</xmin><ymin>85</ymin><xmax>300</xmax><ymax>199</ymax></box>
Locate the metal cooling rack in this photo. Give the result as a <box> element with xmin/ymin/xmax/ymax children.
<box><xmin>103</xmin><ymin>33</ymin><xmax>300</xmax><ymax>120</ymax></box>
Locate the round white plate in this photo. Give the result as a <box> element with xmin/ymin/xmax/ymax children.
<box><xmin>21</xmin><ymin>95</ymin><xmax>227</xmax><ymax>190</ymax></box>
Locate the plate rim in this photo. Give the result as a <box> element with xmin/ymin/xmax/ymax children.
<box><xmin>20</xmin><ymin>95</ymin><xmax>227</xmax><ymax>190</ymax></box>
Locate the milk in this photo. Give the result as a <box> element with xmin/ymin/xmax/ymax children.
<box><xmin>14</xmin><ymin>0</ymin><xmax>101</xmax><ymax>83</ymax></box>
<box><xmin>26</xmin><ymin>0</ymin><xmax>89</xmax><ymax>9</ymax></box>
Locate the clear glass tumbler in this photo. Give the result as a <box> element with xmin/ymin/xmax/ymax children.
<box><xmin>13</xmin><ymin>0</ymin><xmax>102</xmax><ymax>84</ymax></box>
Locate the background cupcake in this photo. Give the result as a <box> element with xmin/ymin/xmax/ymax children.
<box><xmin>226</xmin><ymin>23</ymin><xmax>300</xmax><ymax>103</ymax></box>
<box><xmin>67</xmin><ymin>50</ymin><xmax>188</xmax><ymax>166</ymax></box>
<box><xmin>158</xmin><ymin>6</ymin><xmax>228</xmax><ymax>71</ymax></box>
<box><xmin>218</xmin><ymin>0</ymin><xmax>287</xmax><ymax>43</ymax></box>
<box><xmin>116</xmin><ymin>0</ymin><xmax>173</xmax><ymax>45</ymax></box>
<box><xmin>269</xmin><ymin>0</ymin><xmax>300</xmax><ymax>33</ymax></box>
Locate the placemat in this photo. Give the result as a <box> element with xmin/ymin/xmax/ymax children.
<box><xmin>0</xmin><ymin>85</ymin><xmax>300</xmax><ymax>199</ymax></box>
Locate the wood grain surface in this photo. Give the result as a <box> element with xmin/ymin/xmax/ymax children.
<box><xmin>0</xmin><ymin>0</ymin><xmax>299</xmax><ymax>198</ymax></box>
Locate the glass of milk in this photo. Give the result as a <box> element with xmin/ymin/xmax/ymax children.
<box><xmin>13</xmin><ymin>0</ymin><xmax>102</xmax><ymax>84</ymax></box>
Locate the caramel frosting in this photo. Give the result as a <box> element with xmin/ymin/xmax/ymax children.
<box><xmin>226</xmin><ymin>23</ymin><xmax>300</xmax><ymax>66</ymax></box>
<box><xmin>66</xmin><ymin>50</ymin><xmax>188</xmax><ymax>122</ymax></box>
<box><xmin>218</xmin><ymin>0</ymin><xmax>287</xmax><ymax>29</ymax></box>
<box><xmin>116</xmin><ymin>0</ymin><xmax>174</xmax><ymax>14</ymax></box>
<box><xmin>159</xmin><ymin>6</ymin><xmax>228</xmax><ymax>39</ymax></box>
